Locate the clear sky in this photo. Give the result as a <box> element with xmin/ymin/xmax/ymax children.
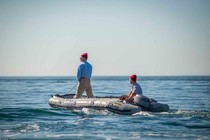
<box><xmin>0</xmin><ymin>0</ymin><xmax>210</xmax><ymax>76</ymax></box>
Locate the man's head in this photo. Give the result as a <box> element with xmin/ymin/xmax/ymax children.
<box><xmin>129</xmin><ymin>74</ymin><xmax>137</xmax><ymax>84</ymax></box>
<box><xmin>80</xmin><ymin>53</ymin><xmax>88</xmax><ymax>62</ymax></box>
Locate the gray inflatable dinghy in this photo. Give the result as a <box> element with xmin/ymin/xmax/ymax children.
<box><xmin>48</xmin><ymin>94</ymin><xmax>119</xmax><ymax>109</ymax></box>
<box><xmin>49</xmin><ymin>94</ymin><xmax>169</xmax><ymax>115</ymax></box>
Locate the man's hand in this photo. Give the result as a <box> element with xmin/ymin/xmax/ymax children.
<box><xmin>125</xmin><ymin>98</ymin><xmax>134</xmax><ymax>103</ymax></box>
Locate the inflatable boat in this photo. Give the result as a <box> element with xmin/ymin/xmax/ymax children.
<box><xmin>48</xmin><ymin>94</ymin><xmax>119</xmax><ymax>109</ymax></box>
<box><xmin>48</xmin><ymin>94</ymin><xmax>169</xmax><ymax>115</ymax></box>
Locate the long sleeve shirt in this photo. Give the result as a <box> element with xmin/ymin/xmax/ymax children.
<box><xmin>77</xmin><ymin>60</ymin><xmax>92</xmax><ymax>80</ymax></box>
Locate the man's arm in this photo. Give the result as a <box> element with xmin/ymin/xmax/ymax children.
<box><xmin>127</xmin><ymin>92</ymin><xmax>136</xmax><ymax>100</ymax></box>
<box><xmin>77</xmin><ymin>64</ymin><xmax>83</xmax><ymax>80</ymax></box>
<box><xmin>126</xmin><ymin>85</ymin><xmax>137</xmax><ymax>100</ymax></box>
<box><xmin>127</xmin><ymin>91</ymin><xmax>132</xmax><ymax>97</ymax></box>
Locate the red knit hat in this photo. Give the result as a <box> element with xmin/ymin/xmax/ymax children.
<box><xmin>81</xmin><ymin>53</ymin><xmax>88</xmax><ymax>59</ymax></box>
<box><xmin>130</xmin><ymin>74</ymin><xmax>137</xmax><ymax>81</ymax></box>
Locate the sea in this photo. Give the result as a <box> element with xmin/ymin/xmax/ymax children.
<box><xmin>0</xmin><ymin>76</ymin><xmax>210</xmax><ymax>140</ymax></box>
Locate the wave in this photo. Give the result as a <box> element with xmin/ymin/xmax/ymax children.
<box><xmin>60</xmin><ymin>108</ymin><xmax>210</xmax><ymax>119</ymax></box>
<box><xmin>133</xmin><ymin>109</ymin><xmax>210</xmax><ymax>119</ymax></box>
<box><xmin>1</xmin><ymin>107</ymin><xmax>210</xmax><ymax>120</ymax></box>
<box><xmin>0</xmin><ymin>108</ymin><xmax>75</xmax><ymax>120</ymax></box>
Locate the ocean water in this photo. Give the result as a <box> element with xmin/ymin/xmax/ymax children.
<box><xmin>0</xmin><ymin>76</ymin><xmax>210</xmax><ymax>140</ymax></box>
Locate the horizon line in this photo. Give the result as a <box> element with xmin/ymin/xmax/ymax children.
<box><xmin>0</xmin><ymin>75</ymin><xmax>210</xmax><ymax>77</ymax></box>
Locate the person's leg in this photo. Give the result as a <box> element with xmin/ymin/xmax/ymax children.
<box><xmin>86</xmin><ymin>87</ymin><xmax>93</xmax><ymax>98</ymax></box>
<box><xmin>85</xmin><ymin>79</ymin><xmax>94</xmax><ymax>98</ymax></box>
<box><xmin>74</xmin><ymin>79</ymin><xmax>85</xmax><ymax>98</ymax></box>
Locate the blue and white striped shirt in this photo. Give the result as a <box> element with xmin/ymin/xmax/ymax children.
<box><xmin>77</xmin><ymin>60</ymin><xmax>92</xmax><ymax>80</ymax></box>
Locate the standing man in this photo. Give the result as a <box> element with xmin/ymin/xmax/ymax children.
<box><xmin>120</xmin><ymin>74</ymin><xmax>143</xmax><ymax>102</ymax></box>
<box><xmin>74</xmin><ymin>53</ymin><xmax>94</xmax><ymax>98</ymax></box>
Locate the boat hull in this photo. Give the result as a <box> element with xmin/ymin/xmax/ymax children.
<box><xmin>48</xmin><ymin>94</ymin><xmax>119</xmax><ymax>109</ymax></box>
<box><xmin>48</xmin><ymin>94</ymin><xmax>169</xmax><ymax>115</ymax></box>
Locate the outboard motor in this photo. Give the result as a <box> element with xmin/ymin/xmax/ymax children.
<box><xmin>133</xmin><ymin>95</ymin><xmax>150</xmax><ymax>108</ymax></box>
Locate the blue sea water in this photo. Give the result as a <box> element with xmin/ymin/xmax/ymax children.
<box><xmin>0</xmin><ymin>76</ymin><xmax>210</xmax><ymax>140</ymax></box>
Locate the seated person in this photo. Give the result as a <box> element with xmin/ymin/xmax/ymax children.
<box><xmin>120</xmin><ymin>74</ymin><xmax>143</xmax><ymax>103</ymax></box>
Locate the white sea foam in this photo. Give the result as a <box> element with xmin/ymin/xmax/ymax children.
<box><xmin>82</xmin><ymin>108</ymin><xmax>92</xmax><ymax>115</ymax></box>
<box><xmin>133</xmin><ymin>111</ymin><xmax>155</xmax><ymax>117</ymax></box>
<box><xmin>145</xmin><ymin>133</ymin><xmax>161</xmax><ymax>136</ymax></box>
<box><xmin>20</xmin><ymin>129</ymin><xmax>27</xmax><ymax>133</ymax></box>
<box><xmin>24</xmin><ymin>124</ymin><xmax>40</xmax><ymax>132</ymax></box>
<box><xmin>82</xmin><ymin>108</ymin><xmax>113</xmax><ymax>115</ymax></box>
<box><xmin>3</xmin><ymin>129</ymin><xmax>10</xmax><ymax>133</ymax></box>
<box><xmin>46</xmin><ymin>133</ymin><xmax>84</xmax><ymax>137</ymax></box>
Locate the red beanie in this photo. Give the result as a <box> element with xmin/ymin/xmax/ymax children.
<box><xmin>81</xmin><ymin>53</ymin><xmax>88</xmax><ymax>59</ymax></box>
<box><xmin>130</xmin><ymin>74</ymin><xmax>137</xmax><ymax>81</ymax></box>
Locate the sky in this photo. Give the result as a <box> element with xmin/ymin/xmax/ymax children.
<box><xmin>0</xmin><ymin>0</ymin><xmax>210</xmax><ymax>76</ymax></box>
